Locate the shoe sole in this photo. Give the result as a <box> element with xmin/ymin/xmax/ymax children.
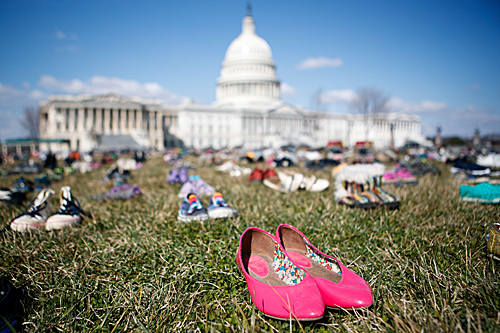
<box><xmin>46</xmin><ymin>221</ymin><xmax>81</xmax><ymax>230</ymax></box>
<box><xmin>208</xmin><ymin>208</ymin><xmax>238</xmax><ymax>219</ymax></box>
<box><xmin>178</xmin><ymin>213</ymin><xmax>209</xmax><ymax>223</ymax></box>
<box><xmin>10</xmin><ymin>223</ymin><xmax>45</xmax><ymax>232</ymax></box>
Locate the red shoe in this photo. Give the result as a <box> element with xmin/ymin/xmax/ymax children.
<box><xmin>276</xmin><ymin>224</ymin><xmax>373</xmax><ymax>309</ymax></box>
<box><xmin>248</xmin><ymin>168</ymin><xmax>264</xmax><ymax>182</ymax></box>
<box><xmin>236</xmin><ymin>227</ymin><xmax>325</xmax><ymax>320</ymax></box>
<box><xmin>263</xmin><ymin>168</ymin><xmax>278</xmax><ymax>179</ymax></box>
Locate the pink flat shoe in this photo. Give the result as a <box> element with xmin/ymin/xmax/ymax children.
<box><xmin>236</xmin><ymin>227</ymin><xmax>325</xmax><ymax>320</ymax></box>
<box><xmin>276</xmin><ymin>224</ymin><xmax>373</xmax><ymax>309</ymax></box>
<box><xmin>383</xmin><ymin>170</ymin><xmax>399</xmax><ymax>184</ymax></box>
<box><xmin>396</xmin><ymin>168</ymin><xmax>418</xmax><ymax>185</ymax></box>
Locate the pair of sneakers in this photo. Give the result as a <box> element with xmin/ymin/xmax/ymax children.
<box><xmin>178</xmin><ymin>192</ymin><xmax>238</xmax><ymax>222</ymax></box>
<box><xmin>10</xmin><ymin>186</ymin><xmax>84</xmax><ymax>232</ymax></box>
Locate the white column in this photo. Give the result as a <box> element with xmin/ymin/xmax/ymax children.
<box><xmin>112</xmin><ymin>109</ymin><xmax>118</xmax><ymax>134</ymax></box>
<box><xmin>104</xmin><ymin>108</ymin><xmax>110</xmax><ymax>134</ymax></box>
<box><xmin>95</xmin><ymin>109</ymin><xmax>102</xmax><ymax>133</ymax></box>
<box><xmin>120</xmin><ymin>109</ymin><xmax>126</xmax><ymax>133</ymax></box>
<box><xmin>78</xmin><ymin>108</ymin><xmax>84</xmax><ymax>132</ymax></box>
<box><xmin>138</xmin><ymin>110</ymin><xmax>143</xmax><ymax>131</ymax></box>
<box><xmin>68</xmin><ymin>108</ymin><xmax>75</xmax><ymax>133</ymax></box>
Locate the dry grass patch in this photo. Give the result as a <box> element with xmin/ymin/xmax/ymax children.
<box><xmin>1</xmin><ymin>157</ymin><xmax>499</xmax><ymax>332</ymax></box>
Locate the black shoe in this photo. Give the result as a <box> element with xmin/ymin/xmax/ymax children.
<box><xmin>0</xmin><ymin>277</ymin><xmax>25</xmax><ymax>333</ymax></box>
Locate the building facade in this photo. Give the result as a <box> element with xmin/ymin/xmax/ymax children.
<box><xmin>39</xmin><ymin>10</ymin><xmax>423</xmax><ymax>152</ymax></box>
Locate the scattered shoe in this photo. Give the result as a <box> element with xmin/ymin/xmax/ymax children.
<box><xmin>12</xmin><ymin>177</ymin><xmax>34</xmax><ymax>193</ymax></box>
<box><xmin>371</xmin><ymin>177</ymin><xmax>400</xmax><ymax>209</ymax></box>
<box><xmin>177</xmin><ymin>176</ymin><xmax>215</xmax><ymax>198</ymax></box>
<box><xmin>215</xmin><ymin>161</ymin><xmax>236</xmax><ymax>172</ymax></box>
<box><xmin>167</xmin><ymin>167</ymin><xmax>188</xmax><ymax>184</ymax></box>
<box><xmin>334</xmin><ymin>164</ymin><xmax>400</xmax><ymax>209</ymax></box>
<box><xmin>0</xmin><ymin>188</ymin><xmax>26</xmax><ymax>205</ymax></box>
<box><xmin>450</xmin><ymin>158</ymin><xmax>490</xmax><ymax>177</ymax></box>
<box><xmin>10</xmin><ymin>189</ymin><xmax>55</xmax><ymax>232</ymax></box>
<box><xmin>208</xmin><ymin>192</ymin><xmax>238</xmax><ymax>219</ymax></box>
<box><xmin>262</xmin><ymin>168</ymin><xmax>278</xmax><ymax>180</ymax></box>
<box><xmin>248</xmin><ymin>168</ymin><xmax>264</xmax><ymax>182</ymax></box>
<box><xmin>263</xmin><ymin>171</ymin><xmax>304</xmax><ymax>193</ymax></box>
<box><xmin>0</xmin><ymin>276</ymin><xmax>25</xmax><ymax>333</ymax></box>
<box><xmin>299</xmin><ymin>176</ymin><xmax>330</xmax><ymax>192</ymax></box>
<box><xmin>460</xmin><ymin>182</ymin><xmax>500</xmax><ymax>204</ymax></box>
<box><xmin>196</xmin><ymin>178</ymin><xmax>216</xmax><ymax>197</ymax></box>
<box><xmin>487</xmin><ymin>223</ymin><xmax>500</xmax><ymax>261</ymax></box>
<box><xmin>92</xmin><ymin>184</ymin><xmax>142</xmax><ymax>201</ymax></box>
<box><xmin>11</xmin><ymin>161</ymin><xmax>42</xmax><ymax>174</ymax></box>
<box><xmin>236</xmin><ymin>227</ymin><xmax>325</xmax><ymax>320</ymax></box>
<box><xmin>178</xmin><ymin>176</ymin><xmax>198</xmax><ymax>198</ymax></box>
<box><xmin>178</xmin><ymin>193</ymin><xmax>209</xmax><ymax>222</ymax></box>
<box><xmin>45</xmin><ymin>186</ymin><xmax>84</xmax><ymax>230</ymax></box>
<box><xmin>100</xmin><ymin>166</ymin><xmax>130</xmax><ymax>184</ymax></box>
<box><xmin>178</xmin><ymin>167</ymin><xmax>188</xmax><ymax>183</ymax></box>
<box><xmin>276</xmin><ymin>224</ymin><xmax>373</xmax><ymax>309</ymax></box>
<box><xmin>34</xmin><ymin>175</ymin><xmax>52</xmax><ymax>191</ymax></box>
<box><xmin>395</xmin><ymin>168</ymin><xmax>418</xmax><ymax>186</ymax></box>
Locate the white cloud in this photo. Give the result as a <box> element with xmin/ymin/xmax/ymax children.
<box><xmin>449</xmin><ymin>105</ymin><xmax>500</xmax><ymax>122</ymax></box>
<box><xmin>28</xmin><ymin>90</ymin><xmax>46</xmax><ymax>100</ymax></box>
<box><xmin>55</xmin><ymin>30</ymin><xmax>78</xmax><ymax>40</ymax></box>
<box><xmin>320</xmin><ymin>89</ymin><xmax>357</xmax><ymax>104</ymax></box>
<box><xmin>280</xmin><ymin>82</ymin><xmax>297</xmax><ymax>97</ymax></box>
<box><xmin>297</xmin><ymin>57</ymin><xmax>343</xmax><ymax>70</ymax></box>
<box><xmin>38</xmin><ymin>75</ymin><xmax>183</xmax><ymax>104</ymax></box>
<box><xmin>400</xmin><ymin>102</ymin><xmax>500</xmax><ymax>136</ymax></box>
<box><xmin>388</xmin><ymin>97</ymin><xmax>447</xmax><ymax>113</ymax></box>
<box><xmin>0</xmin><ymin>83</ymin><xmax>24</xmax><ymax>103</ymax></box>
<box><xmin>0</xmin><ymin>110</ymin><xmax>24</xmax><ymax>140</ymax></box>
<box><xmin>38</xmin><ymin>75</ymin><xmax>85</xmax><ymax>93</ymax></box>
<box><xmin>55</xmin><ymin>30</ymin><xmax>66</xmax><ymax>39</ymax></box>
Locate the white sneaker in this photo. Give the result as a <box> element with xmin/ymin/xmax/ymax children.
<box><xmin>264</xmin><ymin>171</ymin><xmax>304</xmax><ymax>193</ymax></box>
<box><xmin>45</xmin><ymin>186</ymin><xmax>83</xmax><ymax>230</ymax></box>
<box><xmin>300</xmin><ymin>176</ymin><xmax>330</xmax><ymax>192</ymax></box>
<box><xmin>10</xmin><ymin>189</ymin><xmax>55</xmax><ymax>232</ymax></box>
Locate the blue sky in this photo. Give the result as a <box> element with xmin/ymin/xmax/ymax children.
<box><xmin>1</xmin><ymin>0</ymin><xmax>499</xmax><ymax>140</ymax></box>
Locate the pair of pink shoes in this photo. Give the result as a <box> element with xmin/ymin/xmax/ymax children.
<box><xmin>236</xmin><ymin>225</ymin><xmax>373</xmax><ymax>321</ymax></box>
<box><xmin>383</xmin><ymin>167</ymin><xmax>417</xmax><ymax>184</ymax></box>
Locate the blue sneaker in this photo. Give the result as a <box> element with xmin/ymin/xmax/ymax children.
<box><xmin>208</xmin><ymin>192</ymin><xmax>238</xmax><ymax>219</ymax></box>
<box><xmin>12</xmin><ymin>177</ymin><xmax>33</xmax><ymax>193</ymax></box>
<box><xmin>178</xmin><ymin>193</ymin><xmax>208</xmax><ymax>222</ymax></box>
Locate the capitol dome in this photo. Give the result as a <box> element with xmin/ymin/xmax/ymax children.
<box><xmin>215</xmin><ymin>9</ymin><xmax>281</xmax><ymax>108</ymax></box>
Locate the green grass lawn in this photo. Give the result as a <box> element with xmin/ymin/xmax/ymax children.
<box><xmin>1</xmin><ymin>156</ymin><xmax>499</xmax><ymax>332</ymax></box>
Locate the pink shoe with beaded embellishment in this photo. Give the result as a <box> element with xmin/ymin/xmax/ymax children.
<box><xmin>276</xmin><ymin>224</ymin><xmax>373</xmax><ymax>309</ymax></box>
<box><xmin>236</xmin><ymin>227</ymin><xmax>325</xmax><ymax>320</ymax></box>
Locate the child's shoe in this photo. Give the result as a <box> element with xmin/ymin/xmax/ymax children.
<box><xmin>208</xmin><ymin>192</ymin><xmax>238</xmax><ymax>219</ymax></box>
<box><xmin>178</xmin><ymin>193</ymin><xmax>208</xmax><ymax>222</ymax></box>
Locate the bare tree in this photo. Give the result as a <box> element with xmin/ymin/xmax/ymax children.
<box><xmin>350</xmin><ymin>88</ymin><xmax>390</xmax><ymax>141</ymax></box>
<box><xmin>20</xmin><ymin>107</ymin><xmax>40</xmax><ymax>141</ymax></box>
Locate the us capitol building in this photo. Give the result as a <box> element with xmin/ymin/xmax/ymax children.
<box><xmin>39</xmin><ymin>9</ymin><xmax>423</xmax><ymax>152</ymax></box>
